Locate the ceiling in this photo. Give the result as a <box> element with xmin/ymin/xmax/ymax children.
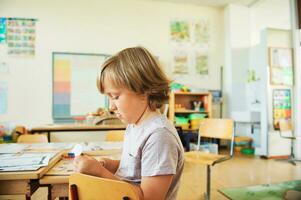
<box><xmin>148</xmin><ymin>0</ymin><xmax>260</xmax><ymax>7</ymax></box>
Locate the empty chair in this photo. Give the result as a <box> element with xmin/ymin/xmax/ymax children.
<box><xmin>278</xmin><ymin>119</ymin><xmax>301</xmax><ymax>165</ymax></box>
<box><xmin>105</xmin><ymin>130</ymin><xmax>125</xmax><ymax>142</ymax></box>
<box><xmin>185</xmin><ymin>118</ymin><xmax>234</xmax><ymax>200</ymax></box>
<box><xmin>69</xmin><ymin>173</ymin><xmax>139</xmax><ymax>200</ymax></box>
<box><xmin>17</xmin><ymin>134</ymin><xmax>48</xmax><ymax>143</ymax></box>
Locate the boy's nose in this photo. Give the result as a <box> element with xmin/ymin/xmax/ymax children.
<box><xmin>109</xmin><ymin>101</ymin><xmax>117</xmax><ymax>110</ymax></box>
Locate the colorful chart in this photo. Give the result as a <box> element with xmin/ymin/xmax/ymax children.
<box><xmin>273</xmin><ymin>89</ymin><xmax>292</xmax><ymax>130</ymax></box>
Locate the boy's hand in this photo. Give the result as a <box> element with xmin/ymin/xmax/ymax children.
<box><xmin>73</xmin><ymin>155</ymin><xmax>104</xmax><ymax>176</ymax></box>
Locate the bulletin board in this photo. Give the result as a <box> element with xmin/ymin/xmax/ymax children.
<box><xmin>52</xmin><ymin>52</ymin><xmax>110</xmax><ymax>122</ymax></box>
<box><xmin>272</xmin><ymin>89</ymin><xmax>292</xmax><ymax>130</ymax></box>
<box><xmin>269</xmin><ymin>47</ymin><xmax>293</xmax><ymax>86</ymax></box>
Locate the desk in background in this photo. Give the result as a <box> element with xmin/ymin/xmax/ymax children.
<box><xmin>30</xmin><ymin>124</ymin><xmax>126</xmax><ymax>142</ymax></box>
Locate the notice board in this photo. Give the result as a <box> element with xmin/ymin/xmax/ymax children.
<box><xmin>52</xmin><ymin>52</ymin><xmax>110</xmax><ymax>122</ymax></box>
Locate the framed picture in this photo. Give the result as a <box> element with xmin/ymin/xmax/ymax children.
<box><xmin>269</xmin><ymin>47</ymin><xmax>294</xmax><ymax>86</ymax></box>
<box><xmin>269</xmin><ymin>47</ymin><xmax>293</xmax><ymax>67</ymax></box>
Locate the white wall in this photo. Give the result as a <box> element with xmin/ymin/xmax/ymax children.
<box><xmin>223</xmin><ymin>0</ymin><xmax>291</xmax><ymax>156</ymax></box>
<box><xmin>0</xmin><ymin>0</ymin><xmax>224</xmax><ymax>127</ymax></box>
<box><xmin>224</xmin><ymin>4</ymin><xmax>250</xmax><ymax>117</ymax></box>
<box><xmin>224</xmin><ymin>0</ymin><xmax>290</xmax><ymax>117</ymax></box>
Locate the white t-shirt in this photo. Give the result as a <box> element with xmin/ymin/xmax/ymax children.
<box><xmin>115</xmin><ymin>114</ymin><xmax>184</xmax><ymax>200</ymax></box>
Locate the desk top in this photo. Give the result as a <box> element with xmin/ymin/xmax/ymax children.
<box><xmin>31</xmin><ymin>124</ymin><xmax>126</xmax><ymax>132</ymax></box>
<box><xmin>39</xmin><ymin>149</ymin><xmax>121</xmax><ymax>185</ymax></box>
<box><xmin>0</xmin><ymin>151</ymin><xmax>62</xmax><ymax>180</ymax></box>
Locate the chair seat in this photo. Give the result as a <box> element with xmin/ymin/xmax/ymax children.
<box><xmin>185</xmin><ymin>151</ymin><xmax>229</xmax><ymax>165</ymax></box>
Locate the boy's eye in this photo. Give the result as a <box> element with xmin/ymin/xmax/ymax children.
<box><xmin>111</xmin><ymin>96</ymin><xmax>119</xmax><ymax>100</ymax></box>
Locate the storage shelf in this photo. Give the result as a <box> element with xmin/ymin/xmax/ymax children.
<box><xmin>175</xmin><ymin>110</ymin><xmax>208</xmax><ymax>114</ymax></box>
<box><xmin>168</xmin><ymin>92</ymin><xmax>212</xmax><ymax>127</ymax></box>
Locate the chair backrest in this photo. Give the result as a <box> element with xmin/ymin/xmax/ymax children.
<box><xmin>199</xmin><ymin>118</ymin><xmax>234</xmax><ymax>140</ymax></box>
<box><xmin>197</xmin><ymin>118</ymin><xmax>234</xmax><ymax>155</ymax></box>
<box><xmin>69</xmin><ymin>173</ymin><xmax>139</xmax><ymax>200</ymax></box>
<box><xmin>17</xmin><ymin>134</ymin><xmax>48</xmax><ymax>143</ymax></box>
<box><xmin>105</xmin><ymin>130</ymin><xmax>125</xmax><ymax>142</ymax></box>
<box><xmin>279</xmin><ymin>119</ymin><xmax>294</xmax><ymax>138</ymax></box>
<box><xmin>279</xmin><ymin>119</ymin><xmax>293</xmax><ymax>132</ymax></box>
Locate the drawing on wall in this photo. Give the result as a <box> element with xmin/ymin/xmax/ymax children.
<box><xmin>270</xmin><ymin>67</ymin><xmax>293</xmax><ymax>86</ymax></box>
<box><xmin>0</xmin><ymin>82</ymin><xmax>8</xmax><ymax>115</ymax></box>
<box><xmin>170</xmin><ymin>20</ymin><xmax>190</xmax><ymax>43</ymax></box>
<box><xmin>172</xmin><ymin>50</ymin><xmax>189</xmax><ymax>74</ymax></box>
<box><xmin>273</xmin><ymin>89</ymin><xmax>291</xmax><ymax>130</ymax></box>
<box><xmin>270</xmin><ymin>47</ymin><xmax>292</xmax><ymax>67</ymax></box>
<box><xmin>6</xmin><ymin>18</ymin><xmax>36</xmax><ymax>56</ymax></box>
<box><xmin>193</xmin><ymin>20</ymin><xmax>209</xmax><ymax>47</ymax></box>
<box><xmin>0</xmin><ymin>18</ymin><xmax>6</xmax><ymax>43</ymax></box>
<box><xmin>170</xmin><ymin>18</ymin><xmax>210</xmax><ymax>77</ymax></box>
<box><xmin>195</xmin><ymin>51</ymin><xmax>208</xmax><ymax>75</ymax></box>
<box><xmin>0</xmin><ymin>62</ymin><xmax>9</xmax><ymax>74</ymax></box>
<box><xmin>269</xmin><ymin>47</ymin><xmax>293</xmax><ymax>86</ymax></box>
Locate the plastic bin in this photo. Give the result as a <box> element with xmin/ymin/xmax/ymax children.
<box><xmin>190</xmin><ymin>143</ymin><xmax>218</xmax><ymax>154</ymax></box>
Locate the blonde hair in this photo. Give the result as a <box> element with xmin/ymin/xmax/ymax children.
<box><xmin>97</xmin><ymin>46</ymin><xmax>170</xmax><ymax>110</ymax></box>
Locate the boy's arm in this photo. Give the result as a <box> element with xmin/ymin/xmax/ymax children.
<box><xmin>74</xmin><ymin>155</ymin><xmax>121</xmax><ymax>180</ymax></box>
<box><xmin>132</xmin><ymin>175</ymin><xmax>173</xmax><ymax>200</ymax></box>
<box><xmin>99</xmin><ymin>158</ymin><xmax>120</xmax><ymax>174</ymax></box>
<box><xmin>74</xmin><ymin>155</ymin><xmax>173</xmax><ymax>200</ymax></box>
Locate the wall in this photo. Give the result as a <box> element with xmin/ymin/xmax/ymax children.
<box><xmin>0</xmin><ymin>0</ymin><xmax>224</xmax><ymax>127</ymax></box>
<box><xmin>223</xmin><ymin>0</ymin><xmax>291</xmax><ymax>156</ymax></box>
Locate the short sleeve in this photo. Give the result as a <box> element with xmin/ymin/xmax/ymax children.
<box><xmin>141</xmin><ymin>128</ymin><xmax>179</xmax><ymax>177</ymax></box>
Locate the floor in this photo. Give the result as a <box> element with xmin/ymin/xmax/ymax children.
<box><xmin>177</xmin><ymin>154</ymin><xmax>301</xmax><ymax>200</ymax></box>
<box><xmin>1</xmin><ymin>154</ymin><xmax>301</xmax><ymax>200</ymax></box>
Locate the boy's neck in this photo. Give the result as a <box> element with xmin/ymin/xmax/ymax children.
<box><xmin>134</xmin><ymin>107</ymin><xmax>159</xmax><ymax>126</ymax></box>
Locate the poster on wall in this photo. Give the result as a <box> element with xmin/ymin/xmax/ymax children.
<box><xmin>269</xmin><ymin>47</ymin><xmax>293</xmax><ymax>86</ymax></box>
<box><xmin>193</xmin><ymin>20</ymin><xmax>209</xmax><ymax>48</ymax></box>
<box><xmin>0</xmin><ymin>18</ymin><xmax>6</xmax><ymax>43</ymax></box>
<box><xmin>270</xmin><ymin>47</ymin><xmax>292</xmax><ymax>67</ymax></box>
<box><xmin>273</xmin><ymin>89</ymin><xmax>292</xmax><ymax>130</ymax></box>
<box><xmin>170</xmin><ymin>20</ymin><xmax>190</xmax><ymax>43</ymax></box>
<box><xmin>172</xmin><ymin>49</ymin><xmax>189</xmax><ymax>74</ymax></box>
<box><xmin>6</xmin><ymin>18</ymin><xmax>36</xmax><ymax>56</ymax></box>
<box><xmin>195</xmin><ymin>50</ymin><xmax>208</xmax><ymax>75</ymax></box>
<box><xmin>170</xmin><ymin>19</ymin><xmax>210</xmax><ymax>76</ymax></box>
<box><xmin>0</xmin><ymin>82</ymin><xmax>8</xmax><ymax>115</ymax></box>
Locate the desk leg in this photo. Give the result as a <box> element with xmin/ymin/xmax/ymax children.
<box><xmin>47</xmin><ymin>131</ymin><xmax>51</xmax><ymax>142</ymax></box>
<box><xmin>47</xmin><ymin>185</ymin><xmax>52</xmax><ymax>200</ymax></box>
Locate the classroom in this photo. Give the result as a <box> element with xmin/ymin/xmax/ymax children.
<box><xmin>0</xmin><ymin>0</ymin><xmax>301</xmax><ymax>199</ymax></box>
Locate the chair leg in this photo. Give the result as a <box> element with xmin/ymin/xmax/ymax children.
<box><xmin>276</xmin><ymin>139</ymin><xmax>301</xmax><ymax>166</ymax></box>
<box><xmin>70</xmin><ymin>184</ymin><xmax>79</xmax><ymax>200</ymax></box>
<box><xmin>204</xmin><ymin>165</ymin><xmax>211</xmax><ymax>200</ymax></box>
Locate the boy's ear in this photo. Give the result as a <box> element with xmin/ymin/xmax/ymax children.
<box><xmin>141</xmin><ymin>93</ymin><xmax>148</xmax><ymax>100</ymax></box>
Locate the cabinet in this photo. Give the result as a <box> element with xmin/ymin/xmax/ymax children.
<box><xmin>168</xmin><ymin>92</ymin><xmax>212</xmax><ymax>130</ymax></box>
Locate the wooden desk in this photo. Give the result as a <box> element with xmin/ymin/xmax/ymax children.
<box><xmin>0</xmin><ymin>151</ymin><xmax>62</xmax><ymax>200</ymax></box>
<box><xmin>39</xmin><ymin>150</ymin><xmax>121</xmax><ymax>200</ymax></box>
<box><xmin>30</xmin><ymin>124</ymin><xmax>126</xmax><ymax>142</ymax></box>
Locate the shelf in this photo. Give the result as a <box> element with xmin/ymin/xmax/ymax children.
<box><xmin>173</xmin><ymin>92</ymin><xmax>210</xmax><ymax>96</ymax></box>
<box><xmin>175</xmin><ymin>109</ymin><xmax>208</xmax><ymax>114</ymax></box>
<box><xmin>168</xmin><ymin>92</ymin><xmax>212</xmax><ymax>125</ymax></box>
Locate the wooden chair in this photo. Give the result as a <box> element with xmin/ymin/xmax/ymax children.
<box><xmin>278</xmin><ymin>119</ymin><xmax>301</xmax><ymax>165</ymax></box>
<box><xmin>185</xmin><ymin>118</ymin><xmax>234</xmax><ymax>200</ymax></box>
<box><xmin>105</xmin><ymin>130</ymin><xmax>125</xmax><ymax>142</ymax></box>
<box><xmin>17</xmin><ymin>134</ymin><xmax>48</xmax><ymax>143</ymax></box>
<box><xmin>69</xmin><ymin>173</ymin><xmax>139</xmax><ymax>200</ymax></box>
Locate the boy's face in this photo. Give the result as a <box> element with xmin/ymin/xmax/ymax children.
<box><xmin>103</xmin><ymin>78</ymin><xmax>148</xmax><ymax>125</ymax></box>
